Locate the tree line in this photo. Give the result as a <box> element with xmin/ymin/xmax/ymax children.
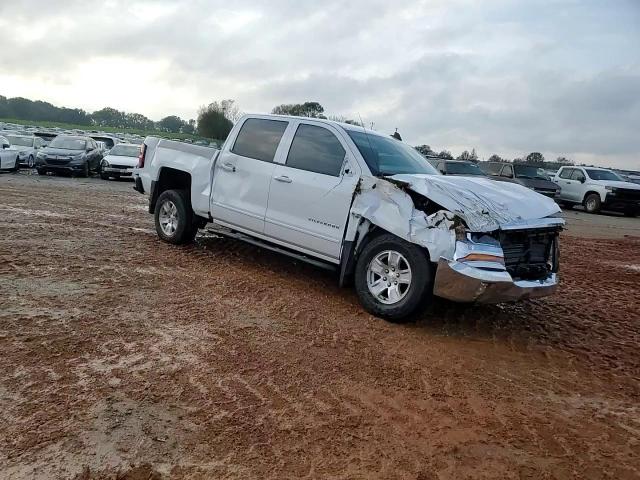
<box><xmin>0</xmin><ymin>95</ymin><xmax>197</xmax><ymax>135</ymax></box>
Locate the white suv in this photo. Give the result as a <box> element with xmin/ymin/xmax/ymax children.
<box><xmin>553</xmin><ymin>166</ymin><xmax>640</xmax><ymax>216</ymax></box>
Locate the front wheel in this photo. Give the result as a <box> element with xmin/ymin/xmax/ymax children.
<box><xmin>27</xmin><ymin>155</ymin><xmax>35</xmax><ymax>168</ymax></box>
<box><xmin>584</xmin><ymin>193</ymin><xmax>601</xmax><ymax>214</ymax></box>
<box><xmin>354</xmin><ymin>234</ymin><xmax>433</xmax><ymax>322</ymax></box>
<box><xmin>154</xmin><ymin>189</ymin><xmax>198</xmax><ymax>245</ymax></box>
<box><xmin>12</xmin><ymin>157</ymin><xmax>19</xmax><ymax>172</ymax></box>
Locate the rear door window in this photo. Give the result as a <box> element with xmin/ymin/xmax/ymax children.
<box><xmin>559</xmin><ymin>168</ymin><xmax>574</xmax><ymax>179</ymax></box>
<box><xmin>501</xmin><ymin>165</ymin><xmax>513</xmax><ymax>177</ymax></box>
<box><xmin>285</xmin><ymin>124</ymin><xmax>345</xmax><ymax>177</ymax></box>
<box><xmin>232</xmin><ymin>118</ymin><xmax>288</xmax><ymax>162</ymax></box>
<box><xmin>570</xmin><ymin>169</ymin><xmax>585</xmax><ymax>182</ymax></box>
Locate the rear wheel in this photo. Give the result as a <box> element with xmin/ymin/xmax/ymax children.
<box><xmin>154</xmin><ymin>189</ymin><xmax>198</xmax><ymax>245</ymax></box>
<box><xmin>583</xmin><ymin>193</ymin><xmax>601</xmax><ymax>214</ymax></box>
<box><xmin>624</xmin><ymin>209</ymin><xmax>638</xmax><ymax>218</ymax></box>
<box><xmin>355</xmin><ymin>234</ymin><xmax>433</xmax><ymax>322</ymax></box>
<box><xmin>37</xmin><ymin>168</ymin><xmax>47</xmax><ymax>176</ymax></box>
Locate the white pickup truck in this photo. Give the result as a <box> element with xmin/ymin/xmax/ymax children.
<box><xmin>133</xmin><ymin>114</ymin><xmax>564</xmax><ymax>321</ymax></box>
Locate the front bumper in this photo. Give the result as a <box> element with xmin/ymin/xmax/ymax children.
<box><xmin>37</xmin><ymin>163</ymin><xmax>86</xmax><ymax>173</ymax></box>
<box><xmin>102</xmin><ymin>166</ymin><xmax>134</xmax><ymax>176</ymax></box>
<box><xmin>434</xmin><ymin>258</ymin><xmax>558</xmax><ymax>303</ymax></box>
<box><xmin>604</xmin><ymin>195</ymin><xmax>640</xmax><ymax>213</ymax></box>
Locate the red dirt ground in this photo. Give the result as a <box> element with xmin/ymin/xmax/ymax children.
<box><xmin>1</xmin><ymin>173</ymin><xmax>639</xmax><ymax>479</ymax></box>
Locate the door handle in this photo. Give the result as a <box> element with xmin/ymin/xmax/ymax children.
<box><xmin>274</xmin><ymin>175</ymin><xmax>292</xmax><ymax>183</ymax></box>
<box><xmin>221</xmin><ymin>162</ymin><xmax>236</xmax><ymax>172</ymax></box>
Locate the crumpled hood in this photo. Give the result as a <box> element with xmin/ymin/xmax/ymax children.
<box><xmin>390</xmin><ymin>174</ymin><xmax>561</xmax><ymax>232</ymax></box>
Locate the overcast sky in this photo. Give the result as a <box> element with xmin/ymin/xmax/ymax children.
<box><xmin>1</xmin><ymin>0</ymin><xmax>639</xmax><ymax>168</ymax></box>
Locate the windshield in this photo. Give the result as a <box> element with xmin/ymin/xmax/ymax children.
<box><xmin>447</xmin><ymin>162</ymin><xmax>485</xmax><ymax>175</ymax></box>
<box><xmin>6</xmin><ymin>136</ymin><xmax>33</xmax><ymax>147</ymax></box>
<box><xmin>49</xmin><ymin>137</ymin><xmax>87</xmax><ymax>150</ymax></box>
<box><xmin>347</xmin><ymin>131</ymin><xmax>438</xmax><ymax>176</ymax></box>
<box><xmin>585</xmin><ymin>169</ymin><xmax>623</xmax><ymax>181</ymax></box>
<box><xmin>513</xmin><ymin>165</ymin><xmax>550</xmax><ymax>180</ymax></box>
<box><xmin>108</xmin><ymin>145</ymin><xmax>139</xmax><ymax>157</ymax></box>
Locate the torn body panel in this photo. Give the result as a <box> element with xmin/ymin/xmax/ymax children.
<box><xmin>348</xmin><ymin>176</ymin><xmax>457</xmax><ymax>261</ymax></box>
<box><xmin>346</xmin><ymin>174</ymin><xmax>563</xmax><ymax>304</ymax></box>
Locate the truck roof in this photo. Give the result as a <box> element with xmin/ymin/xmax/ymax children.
<box><xmin>242</xmin><ymin>113</ymin><xmax>382</xmax><ymax>137</ymax></box>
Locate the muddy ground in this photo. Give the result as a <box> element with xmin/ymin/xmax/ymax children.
<box><xmin>1</xmin><ymin>172</ymin><xmax>639</xmax><ymax>479</ymax></box>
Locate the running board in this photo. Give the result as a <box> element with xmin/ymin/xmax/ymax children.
<box><xmin>203</xmin><ymin>226</ymin><xmax>337</xmax><ymax>272</ymax></box>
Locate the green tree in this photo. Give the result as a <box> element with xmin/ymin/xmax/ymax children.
<box><xmin>415</xmin><ymin>145</ymin><xmax>434</xmax><ymax>156</ymax></box>
<box><xmin>272</xmin><ymin>101</ymin><xmax>325</xmax><ymax>118</ymax></box>
<box><xmin>91</xmin><ymin>107</ymin><xmax>126</xmax><ymax>128</ymax></box>
<box><xmin>157</xmin><ymin>115</ymin><xmax>185</xmax><ymax>133</ymax></box>
<box><xmin>438</xmin><ymin>150</ymin><xmax>454</xmax><ymax>160</ymax></box>
<box><xmin>525</xmin><ymin>152</ymin><xmax>545</xmax><ymax>164</ymax></box>
<box><xmin>487</xmin><ymin>154</ymin><xmax>504</xmax><ymax>163</ymax></box>
<box><xmin>197</xmin><ymin>103</ymin><xmax>233</xmax><ymax>140</ymax></box>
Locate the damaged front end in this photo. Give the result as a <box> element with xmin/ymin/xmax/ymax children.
<box><xmin>347</xmin><ymin>175</ymin><xmax>563</xmax><ymax>304</ymax></box>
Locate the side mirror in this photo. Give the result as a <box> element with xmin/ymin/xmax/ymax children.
<box><xmin>2</xmin><ymin>143</ymin><xmax>9</xmax><ymax>149</ymax></box>
<box><xmin>580</xmin><ymin>177</ymin><xmax>586</xmax><ymax>184</ymax></box>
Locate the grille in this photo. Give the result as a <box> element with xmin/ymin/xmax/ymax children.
<box><xmin>110</xmin><ymin>164</ymin><xmax>131</xmax><ymax>169</ymax></box>
<box><xmin>45</xmin><ymin>158</ymin><xmax>70</xmax><ymax>165</ymax></box>
<box><xmin>499</xmin><ymin>228</ymin><xmax>559</xmax><ymax>280</ymax></box>
<box><xmin>617</xmin><ymin>188</ymin><xmax>640</xmax><ymax>201</ymax></box>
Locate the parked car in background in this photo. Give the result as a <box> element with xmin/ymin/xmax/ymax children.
<box><xmin>4</xmin><ymin>134</ymin><xmax>46</xmax><ymax>167</ymax></box>
<box><xmin>35</xmin><ymin>135</ymin><xmax>103</xmax><ymax>177</ymax></box>
<box><xmin>484</xmin><ymin>162</ymin><xmax>560</xmax><ymax>199</ymax></box>
<box><xmin>553</xmin><ymin>166</ymin><xmax>640</xmax><ymax>216</ymax></box>
<box><xmin>428</xmin><ymin>159</ymin><xmax>487</xmax><ymax>176</ymax></box>
<box><xmin>89</xmin><ymin>134</ymin><xmax>120</xmax><ymax>151</ymax></box>
<box><xmin>100</xmin><ymin>143</ymin><xmax>140</xmax><ymax>180</ymax></box>
<box><xmin>0</xmin><ymin>135</ymin><xmax>19</xmax><ymax>171</ymax></box>
<box><xmin>34</xmin><ymin>131</ymin><xmax>58</xmax><ymax>144</ymax></box>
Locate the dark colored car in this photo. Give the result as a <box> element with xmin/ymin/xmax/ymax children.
<box><xmin>428</xmin><ymin>159</ymin><xmax>487</xmax><ymax>176</ymax></box>
<box><xmin>484</xmin><ymin>162</ymin><xmax>560</xmax><ymax>198</ymax></box>
<box><xmin>89</xmin><ymin>134</ymin><xmax>120</xmax><ymax>150</ymax></box>
<box><xmin>35</xmin><ymin>135</ymin><xmax>103</xmax><ymax>177</ymax></box>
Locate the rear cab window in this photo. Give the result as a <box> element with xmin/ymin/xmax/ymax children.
<box><xmin>285</xmin><ymin>124</ymin><xmax>345</xmax><ymax>176</ymax></box>
<box><xmin>232</xmin><ymin>118</ymin><xmax>288</xmax><ymax>162</ymax></box>
<box><xmin>570</xmin><ymin>169</ymin><xmax>585</xmax><ymax>182</ymax></box>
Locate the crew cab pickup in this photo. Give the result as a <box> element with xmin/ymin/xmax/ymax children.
<box><xmin>553</xmin><ymin>166</ymin><xmax>640</xmax><ymax>216</ymax></box>
<box><xmin>133</xmin><ymin>114</ymin><xmax>564</xmax><ymax>321</ymax></box>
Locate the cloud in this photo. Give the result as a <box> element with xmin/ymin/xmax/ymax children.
<box><xmin>0</xmin><ymin>0</ymin><xmax>639</xmax><ymax>168</ymax></box>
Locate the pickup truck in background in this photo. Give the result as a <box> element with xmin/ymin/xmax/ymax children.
<box><xmin>133</xmin><ymin>114</ymin><xmax>564</xmax><ymax>321</ymax></box>
<box><xmin>553</xmin><ymin>166</ymin><xmax>640</xmax><ymax>216</ymax></box>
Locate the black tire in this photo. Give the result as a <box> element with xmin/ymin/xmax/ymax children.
<box><xmin>354</xmin><ymin>233</ymin><xmax>433</xmax><ymax>322</ymax></box>
<box><xmin>37</xmin><ymin>168</ymin><xmax>47</xmax><ymax>176</ymax></box>
<box><xmin>154</xmin><ymin>189</ymin><xmax>198</xmax><ymax>245</ymax></box>
<box><xmin>583</xmin><ymin>193</ymin><xmax>601</xmax><ymax>214</ymax></box>
<box><xmin>624</xmin><ymin>209</ymin><xmax>638</xmax><ymax>218</ymax></box>
<box><xmin>12</xmin><ymin>157</ymin><xmax>19</xmax><ymax>172</ymax></box>
<box><xmin>100</xmin><ymin>172</ymin><xmax>110</xmax><ymax>180</ymax></box>
<box><xmin>558</xmin><ymin>201</ymin><xmax>573</xmax><ymax>210</ymax></box>
<box><xmin>27</xmin><ymin>155</ymin><xmax>35</xmax><ymax>168</ymax></box>
<box><xmin>79</xmin><ymin>162</ymin><xmax>89</xmax><ymax>178</ymax></box>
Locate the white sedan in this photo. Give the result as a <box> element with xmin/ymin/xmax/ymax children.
<box><xmin>0</xmin><ymin>136</ymin><xmax>19</xmax><ymax>172</ymax></box>
<box><xmin>100</xmin><ymin>143</ymin><xmax>140</xmax><ymax>180</ymax></box>
<box><xmin>4</xmin><ymin>134</ymin><xmax>46</xmax><ymax>167</ymax></box>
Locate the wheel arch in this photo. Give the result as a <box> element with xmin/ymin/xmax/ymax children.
<box><xmin>149</xmin><ymin>167</ymin><xmax>192</xmax><ymax>214</ymax></box>
<box><xmin>583</xmin><ymin>190</ymin><xmax>604</xmax><ymax>204</ymax></box>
